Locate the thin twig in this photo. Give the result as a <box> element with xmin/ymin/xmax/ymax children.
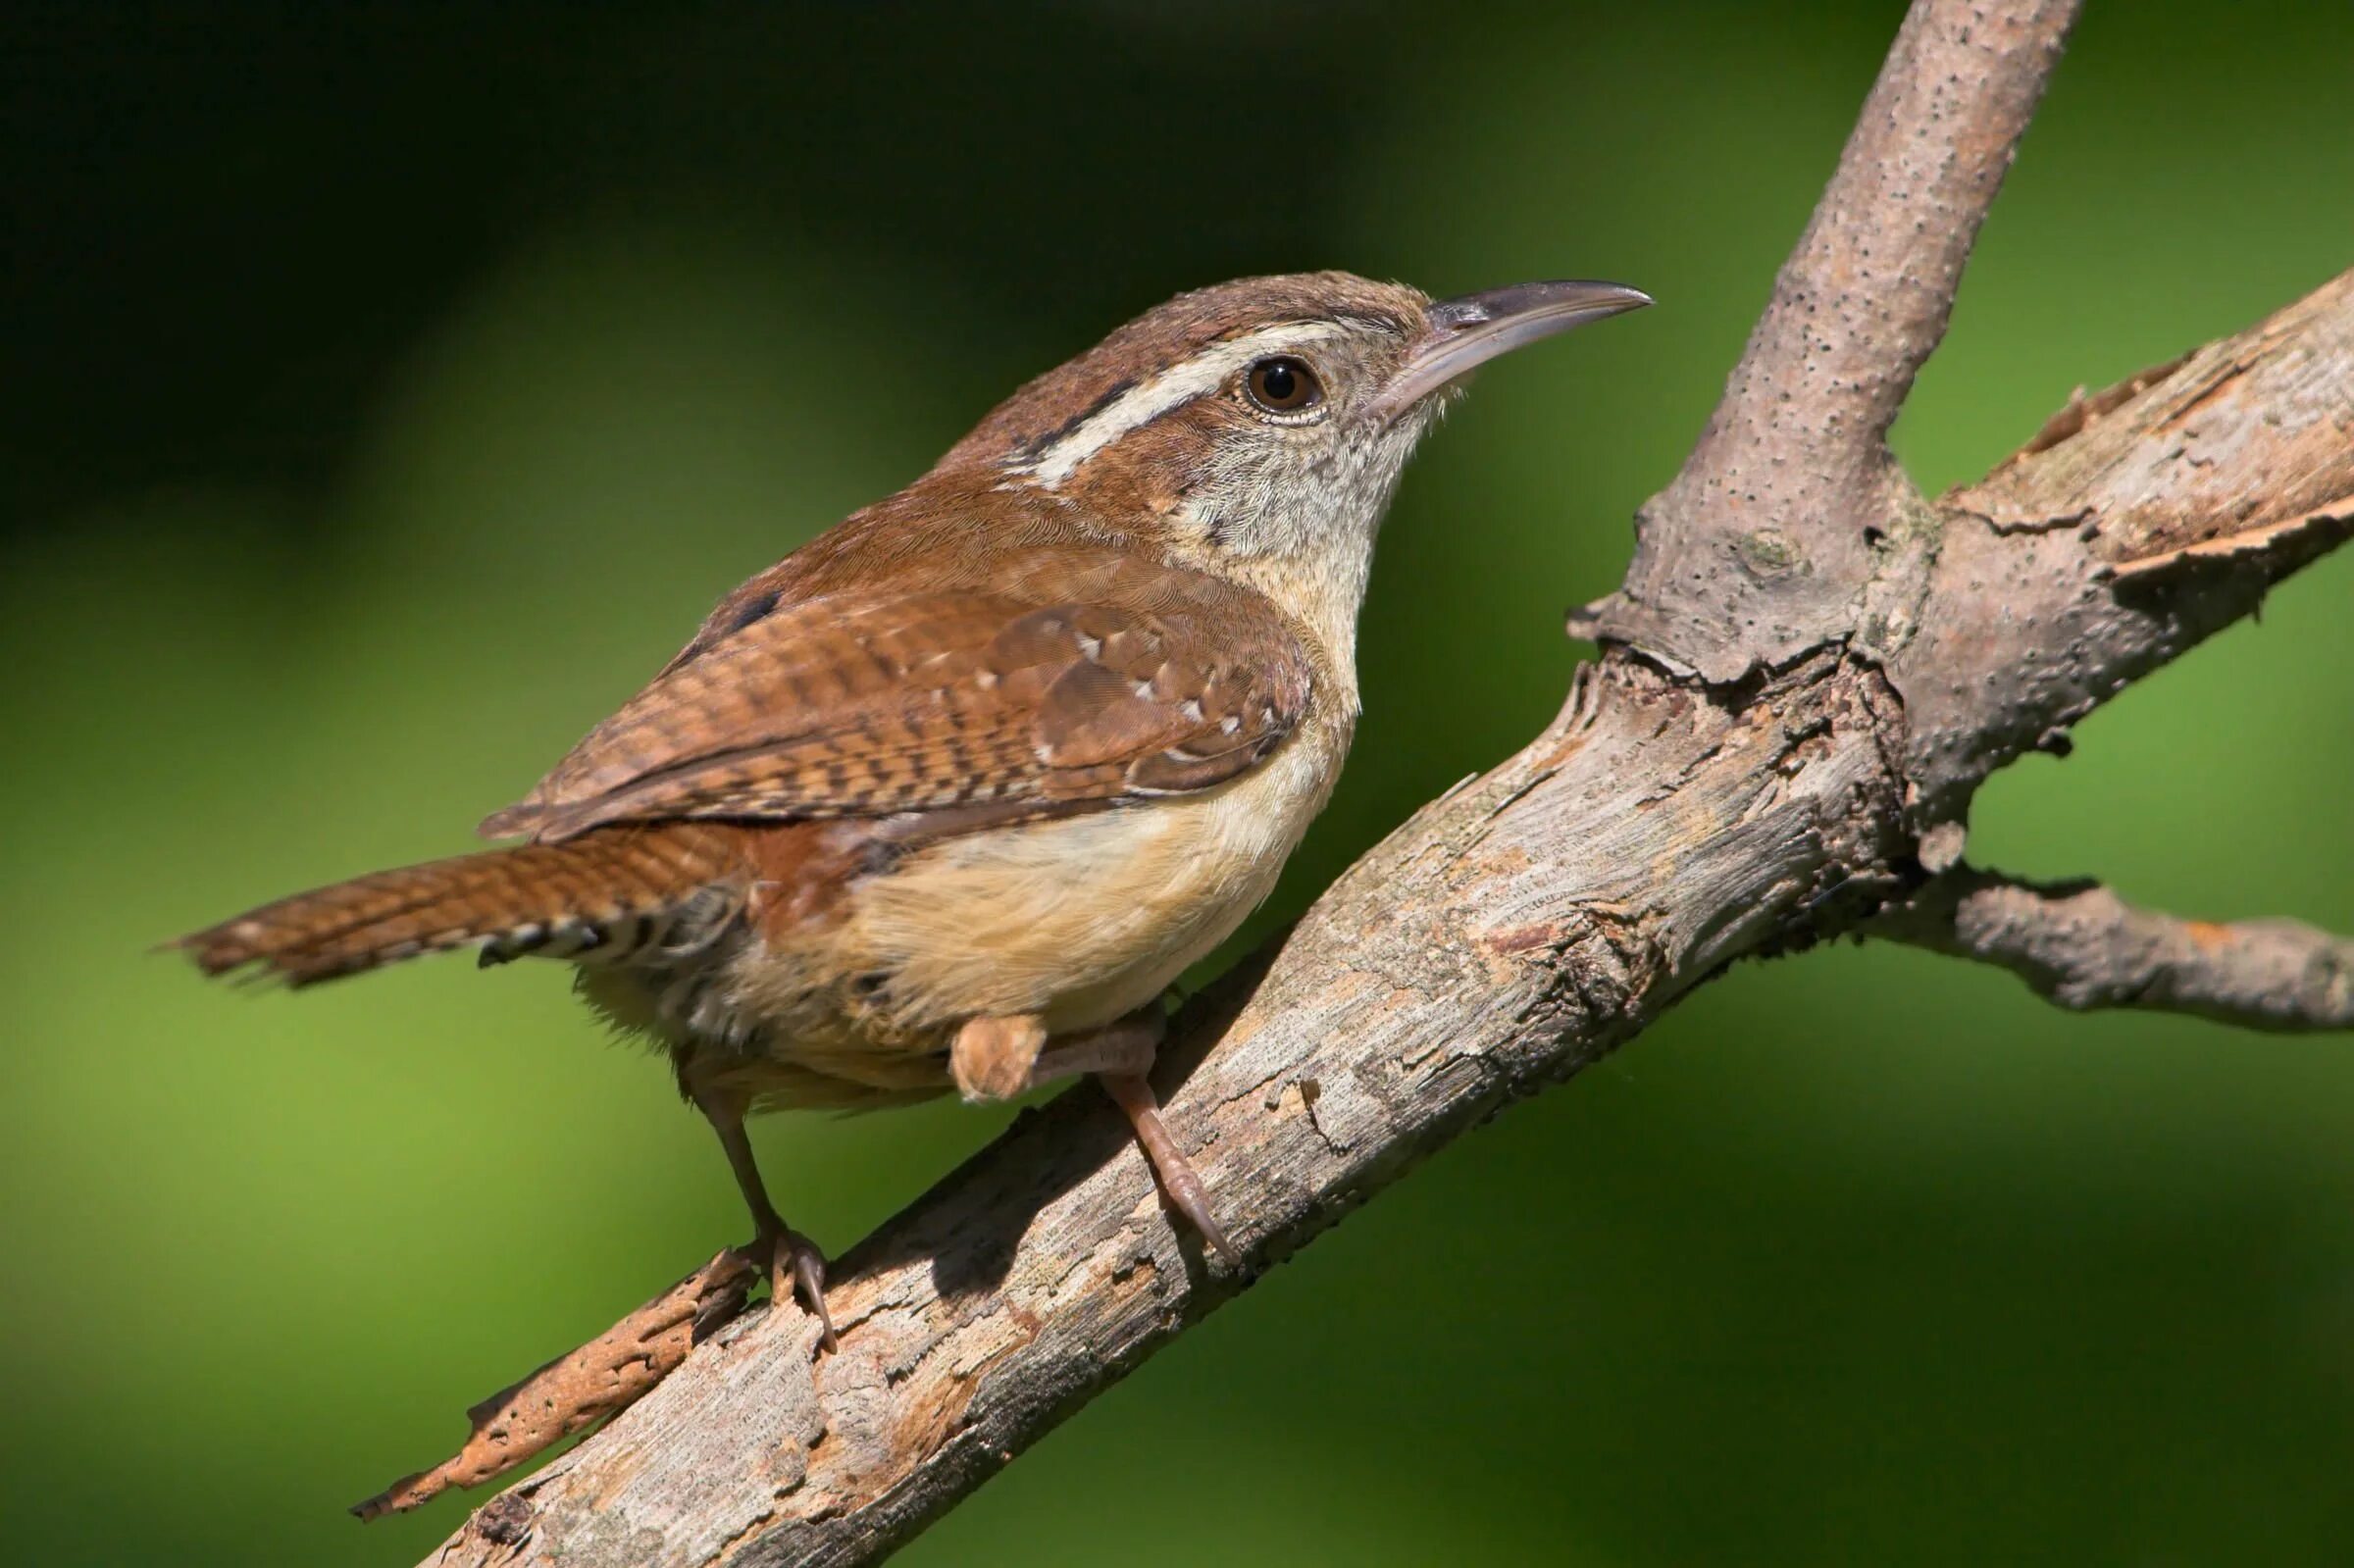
<box><xmin>355</xmin><ymin>1249</ymin><xmax>755</xmax><ymax>1521</ymax></box>
<box><xmin>1873</xmin><ymin>869</ymin><xmax>2354</xmax><ymax>1032</ymax></box>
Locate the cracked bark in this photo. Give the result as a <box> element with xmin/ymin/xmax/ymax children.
<box><xmin>411</xmin><ymin>2</ymin><xmax>2352</xmax><ymax>1561</ymax></box>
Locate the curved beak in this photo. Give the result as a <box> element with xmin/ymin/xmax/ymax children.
<box><xmin>1372</xmin><ymin>279</ymin><xmax>1652</xmax><ymax>423</ymax></box>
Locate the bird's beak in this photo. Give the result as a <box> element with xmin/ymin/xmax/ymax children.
<box><xmin>1372</xmin><ymin>279</ymin><xmax>1653</xmax><ymax>423</ymax></box>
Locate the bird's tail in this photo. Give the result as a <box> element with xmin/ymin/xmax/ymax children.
<box><xmin>175</xmin><ymin>826</ymin><xmax>747</xmax><ymax>986</ymax></box>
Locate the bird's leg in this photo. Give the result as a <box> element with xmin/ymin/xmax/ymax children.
<box><xmin>1021</xmin><ymin>1015</ymin><xmax>1157</xmax><ymax>1084</ymax></box>
<box><xmin>949</xmin><ymin>1009</ymin><xmax>1156</xmax><ymax>1098</ymax></box>
<box><xmin>693</xmin><ymin>1088</ymin><xmax>838</xmax><ymax>1350</ymax></box>
<box><xmin>1099</xmin><ymin>1068</ymin><xmax>1240</xmax><ymax>1270</ymax></box>
<box><xmin>953</xmin><ymin>1010</ymin><xmax>1240</xmax><ymax>1268</ymax></box>
<box><xmin>950</xmin><ymin>1014</ymin><xmax>1049</xmax><ymax>1101</ymax></box>
<box><xmin>1045</xmin><ymin>1013</ymin><xmax>1243</xmax><ymax>1269</ymax></box>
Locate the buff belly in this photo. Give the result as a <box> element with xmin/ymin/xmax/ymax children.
<box><xmin>585</xmin><ymin>725</ymin><xmax>1346</xmax><ymax>1112</ymax></box>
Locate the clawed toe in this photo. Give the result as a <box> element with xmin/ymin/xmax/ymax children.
<box><xmin>1100</xmin><ymin>1070</ymin><xmax>1242</xmax><ymax>1270</ymax></box>
<box><xmin>765</xmin><ymin>1228</ymin><xmax>838</xmax><ymax>1351</ymax></box>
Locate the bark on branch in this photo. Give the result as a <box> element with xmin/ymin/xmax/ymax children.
<box><xmin>354</xmin><ymin>1250</ymin><xmax>755</xmax><ymax>1520</ymax></box>
<box><xmin>1588</xmin><ymin>0</ymin><xmax>2083</xmax><ymax>680</ymax></box>
<box><xmin>409</xmin><ymin>3</ymin><xmax>2352</xmax><ymax>1561</ymax></box>
<box><xmin>1875</xmin><ymin>869</ymin><xmax>2354</xmax><ymax>1031</ymax></box>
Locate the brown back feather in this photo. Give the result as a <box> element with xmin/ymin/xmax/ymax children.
<box><xmin>479</xmin><ymin>540</ymin><xmax>1312</xmax><ymax>845</ymax></box>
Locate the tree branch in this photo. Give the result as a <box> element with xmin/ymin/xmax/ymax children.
<box><xmin>1875</xmin><ymin>869</ymin><xmax>2354</xmax><ymax>1031</ymax></box>
<box><xmin>415</xmin><ymin>267</ymin><xmax>2354</xmax><ymax>1568</ymax></box>
<box><xmin>1891</xmin><ymin>268</ymin><xmax>2354</xmax><ymax>829</ymax></box>
<box><xmin>1590</xmin><ymin>0</ymin><xmax>2083</xmax><ymax>681</ymax></box>
<box><xmin>353</xmin><ymin>1250</ymin><xmax>754</xmax><ymax>1521</ymax></box>
<box><xmin>397</xmin><ymin>3</ymin><xmax>2353</xmax><ymax>1561</ymax></box>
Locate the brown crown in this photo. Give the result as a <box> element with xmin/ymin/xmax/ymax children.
<box><xmin>934</xmin><ymin>271</ymin><xmax>1430</xmax><ymax>474</ymax></box>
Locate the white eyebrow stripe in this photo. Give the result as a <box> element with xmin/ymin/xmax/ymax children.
<box><xmin>1017</xmin><ymin>322</ymin><xmax>1346</xmax><ymax>486</ymax></box>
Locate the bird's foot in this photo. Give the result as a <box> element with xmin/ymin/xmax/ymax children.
<box><xmin>745</xmin><ymin>1224</ymin><xmax>838</xmax><ymax>1351</ymax></box>
<box><xmin>1099</xmin><ymin>1070</ymin><xmax>1241</xmax><ymax>1270</ymax></box>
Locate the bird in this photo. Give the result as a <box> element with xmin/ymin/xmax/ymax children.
<box><xmin>177</xmin><ymin>270</ymin><xmax>1650</xmax><ymax>1346</ymax></box>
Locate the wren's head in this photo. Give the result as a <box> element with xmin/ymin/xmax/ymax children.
<box><xmin>936</xmin><ymin>271</ymin><xmax>1649</xmax><ymax>667</ymax></box>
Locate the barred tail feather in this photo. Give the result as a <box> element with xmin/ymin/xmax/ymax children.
<box><xmin>176</xmin><ymin>827</ymin><xmax>745</xmax><ymax>987</ymax></box>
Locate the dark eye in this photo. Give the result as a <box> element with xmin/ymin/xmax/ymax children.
<box><xmin>1244</xmin><ymin>356</ymin><xmax>1323</xmax><ymax>415</ymax></box>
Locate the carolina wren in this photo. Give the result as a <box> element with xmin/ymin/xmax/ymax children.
<box><xmin>180</xmin><ymin>271</ymin><xmax>1649</xmax><ymax>1342</ymax></box>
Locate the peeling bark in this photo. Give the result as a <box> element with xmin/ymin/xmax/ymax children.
<box><xmin>354</xmin><ymin>1250</ymin><xmax>754</xmax><ymax>1521</ymax></box>
<box><xmin>1898</xmin><ymin>272</ymin><xmax>2354</xmax><ymax>829</ymax></box>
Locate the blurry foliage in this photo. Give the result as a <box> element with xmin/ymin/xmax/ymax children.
<box><xmin>2</xmin><ymin>2</ymin><xmax>2350</xmax><ymax>1563</ymax></box>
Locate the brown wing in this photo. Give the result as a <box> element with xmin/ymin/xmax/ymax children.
<box><xmin>479</xmin><ymin>551</ymin><xmax>1313</xmax><ymax>844</ymax></box>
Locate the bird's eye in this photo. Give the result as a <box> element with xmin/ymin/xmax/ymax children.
<box><xmin>1243</xmin><ymin>356</ymin><xmax>1323</xmax><ymax>416</ymax></box>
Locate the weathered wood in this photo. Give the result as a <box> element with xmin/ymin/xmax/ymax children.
<box><xmin>411</xmin><ymin>2</ymin><xmax>2353</xmax><ymax>1561</ymax></box>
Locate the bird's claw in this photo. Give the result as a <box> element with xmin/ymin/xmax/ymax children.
<box><xmin>746</xmin><ymin>1228</ymin><xmax>837</xmax><ymax>1351</ymax></box>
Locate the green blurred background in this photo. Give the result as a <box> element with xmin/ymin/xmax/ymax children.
<box><xmin>4</xmin><ymin>2</ymin><xmax>2350</xmax><ymax>1562</ymax></box>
